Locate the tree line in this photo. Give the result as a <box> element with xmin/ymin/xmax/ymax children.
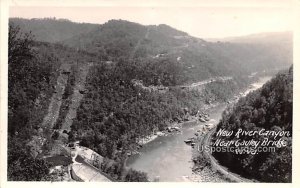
<box><xmin>212</xmin><ymin>67</ymin><xmax>293</xmax><ymax>182</ymax></box>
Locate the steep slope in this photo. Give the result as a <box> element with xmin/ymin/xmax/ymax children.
<box><xmin>62</xmin><ymin>19</ymin><xmax>292</xmax><ymax>83</ymax></box>
<box><xmin>212</xmin><ymin>66</ymin><xmax>293</xmax><ymax>182</ymax></box>
<box><xmin>11</xmin><ymin>18</ymin><xmax>292</xmax><ymax>85</ymax></box>
<box><xmin>8</xmin><ymin>18</ymin><xmax>293</xmax><ymax>182</ymax></box>
<box><xmin>7</xmin><ymin>23</ymin><xmax>100</xmax><ymax>180</ymax></box>
<box><xmin>62</xmin><ymin>19</ymin><xmax>152</xmax><ymax>58</ymax></box>
<box><xmin>10</xmin><ymin>18</ymin><xmax>98</xmax><ymax>43</ymax></box>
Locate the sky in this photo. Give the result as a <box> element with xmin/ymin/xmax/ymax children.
<box><xmin>8</xmin><ymin>0</ymin><xmax>295</xmax><ymax>38</ymax></box>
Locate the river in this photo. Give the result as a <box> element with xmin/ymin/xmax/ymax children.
<box><xmin>126</xmin><ymin>76</ymin><xmax>271</xmax><ymax>182</ymax></box>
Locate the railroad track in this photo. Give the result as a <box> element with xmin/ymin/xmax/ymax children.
<box><xmin>199</xmin><ymin>127</ymin><xmax>254</xmax><ymax>182</ymax></box>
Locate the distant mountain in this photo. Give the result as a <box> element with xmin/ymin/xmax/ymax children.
<box><xmin>8</xmin><ymin>18</ymin><xmax>293</xmax><ymax>182</ymax></box>
<box><xmin>10</xmin><ymin>18</ymin><xmax>98</xmax><ymax>43</ymax></box>
<box><xmin>61</xmin><ymin>19</ymin><xmax>150</xmax><ymax>56</ymax></box>
<box><xmin>10</xmin><ymin>18</ymin><xmax>293</xmax><ymax>84</ymax></box>
<box><xmin>208</xmin><ymin>31</ymin><xmax>292</xmax><ymax>44</ymax></box>
<box><xmin>62</xmin><ymin>20</ymin><xmax>292</xmax><ymax>81</ymax></box>
<box><xmin>61</xmin><ymin>19</ymin><xmax>190</xmax><ymax>56</ymax></box>
<box><xmin>150</xmin><ymin>24</ymin><xmax>188</xmax><ymax>37</ymax></box>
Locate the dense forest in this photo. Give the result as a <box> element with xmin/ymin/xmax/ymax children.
<box><xmin>8</xmin><ymin>24</ymin><xmax>59</xmax><ymax>180</ymax></box>
<box><xmin>70</xmin><ymin>60</ymin><xmax>249</xmax><ymax>158</ymax></box>
<box><xmin>212</xmin><ymin>67</ymin><xmax>293</xmax><ymax>182</ymax></box>
<box><xmin>10</xmin><ymin>18</ymin><xmax>98</xmax><ymax>43</ymax></box>
<box><xmin>61</xmin><ymin>19</ymin><xmax>292</xmax><ymax>83</ymax></box>
<box><xmin>7</xmin><ymin>18</ymin><xmax>292</xmax><ymax>181</ymax></box>
<box><xmin>11</xmin><ymin>18</ymin><xmax>292</xmax><ymax>84</ymax></box>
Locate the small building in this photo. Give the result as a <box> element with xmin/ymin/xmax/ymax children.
<box><xmin>205</xmin><ymin>123</ymin><xmax>214</xmax><ymax>130</ymax></box>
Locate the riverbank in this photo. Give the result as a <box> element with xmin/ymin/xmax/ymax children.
<box><xmin>191</xmin><ymin>127</ymin><xmax>253</xmax><ymax>182</ymax></box>
<box><xmin>137</xmin><ymin>114</ymin><xmax>213</xmax><ymax>146</ymax></box>
<box><xmin>126</xmin><ymin>102</ymin><xmax>227</xmax><ymax>181</ymax></box>
<box><xmin>190</xmin><ymin>76</ymin><xmax>271</xmax><ymax>182</ymax></box>
<box><xmin>136</xmin><ymin>102</ymin><xmax>224</xmax><ymax>146</ymax></box>
<box><xmin>127</xmin><ymin>76</ymin><xmax>271</xmax><ymax>181</ymax></box>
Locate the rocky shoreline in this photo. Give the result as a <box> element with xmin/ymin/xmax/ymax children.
<box><xmin>137</xmin><ymin>111</ymin><xmax>214</xmax><ymax>146</ymax></box>
<box><xmin>189</xmin><ymin>77</ymin><xmax>271</xmax><ymax>182</ymax></box>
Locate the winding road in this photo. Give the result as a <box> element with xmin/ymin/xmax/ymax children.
<box><xmin>195</xmin><ymin>77</ymin><xmax>271</xmax><ymax>182</ymax></box>
<box><xmin>198</xmin><ymin>127</ymin><xmax>253</xmax><ymax>182</ymax></box>
<box><xmin>179</xmin><ymin>76</ymin><xmax>233</xmax><ymax>88</ymax></box>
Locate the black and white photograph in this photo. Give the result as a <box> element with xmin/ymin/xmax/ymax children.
<box><xmin>0</xmin><ymin>0</ymin><xmax>299</xmax><ymax>185</ymax></box>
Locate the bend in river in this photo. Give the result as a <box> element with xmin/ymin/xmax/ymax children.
<box><xmin>126</xmin><ymin>76</ymin><xmax>271</xmax><ymax>182</ymax></box>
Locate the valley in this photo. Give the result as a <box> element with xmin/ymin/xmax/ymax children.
<box><xmin>7</xmin><ymin>18</ymin><xmax>292</xmax><ymax>182</ymax></box>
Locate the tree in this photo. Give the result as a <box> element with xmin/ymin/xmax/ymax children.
<box><xmin>8</xmin><ymin>24</ymin><xmax>34</xmax><ymax>80</ymax></box>
<box><xmin>212</xmin><ymin>67</ymin><xmax>293</xmax><ymax>182</ymax></box>
<box><xmin>7</xmin><ymin>136</ymin><xmax>52</xmax><ymax>181</ymax></box>
<box><xmin>8</xmin><ymin>23</ymin><xmax>57</xmax><ymax>181</ymax></box>
<box><xmin>8</xmin><ymin>24</ymin><xmax>35</xmax><ymax>134</ymax></box>
<box><xmin>124</xmin><ymin>169</ymin><xmax>149</xmax><ymax>182</ymax></box>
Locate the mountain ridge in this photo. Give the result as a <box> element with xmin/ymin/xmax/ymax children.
<box><xmin>10</xmin><ymin>17</ymin><xmax>293</xmax><ymax>84</ymax></box>
<box><xmin>205</xmin><ymin>31</ymin><xmax>292</xmax><ymax>43</ymax></box>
